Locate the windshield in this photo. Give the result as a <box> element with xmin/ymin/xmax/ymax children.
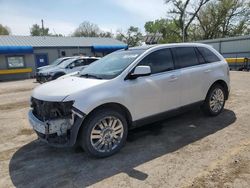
<box><xmin>58</xmin><ymin>58</ymin><xmax>77</xmax><ymax>68</ymax></box>
<box><xmin>79</xmin><ymin>49</ymin><xmax>144</xmax><ymax>79</ymax></box>
<box><xmin>51</xmin><ymin>58</ymin><xmax>63</xmax><ymax>66</ymax></box>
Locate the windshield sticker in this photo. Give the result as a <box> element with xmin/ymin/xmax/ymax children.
<box><xmin>122</xmin><ymin>54</ymin><xmax>138</xmax><ymax>59</ymax></box>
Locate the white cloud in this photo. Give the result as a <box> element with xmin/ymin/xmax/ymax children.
<box><xmin>109</xmin><ymin>0</ymin><xmax>167</xmax><ymax>21</ymax></box>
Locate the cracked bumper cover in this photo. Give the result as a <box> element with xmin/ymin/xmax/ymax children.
<box><xmin>28</xmin><ymin>109</ymin><xmax>85</xmax><ymax>147</ymax></box>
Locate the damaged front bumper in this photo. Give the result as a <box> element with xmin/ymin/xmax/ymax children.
<box><xmin>28</xmin><ymin>109</ymin><xmax>85</xmax><ymax>147</ymax></box>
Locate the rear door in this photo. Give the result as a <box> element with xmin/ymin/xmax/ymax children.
<box><xmin>172</xmin><ymin>47</ymin><xmax>211</xmax><ymax>106</ymax></box>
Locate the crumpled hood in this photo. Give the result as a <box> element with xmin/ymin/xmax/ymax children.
<box><xmin>32</xmin><ymin>76</ymin><xmax>108</xmax><ymax>101</ymax></box>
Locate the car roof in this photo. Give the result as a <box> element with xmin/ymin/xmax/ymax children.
<box><xmin>75</xmin><ymin>56</ymin><xmax>99</xmax><ymax>60</ymax></box>
<box><xmin>127</xmin><ymin>43</ymin><xmax>212</xmax><ymax>51</ymax></box>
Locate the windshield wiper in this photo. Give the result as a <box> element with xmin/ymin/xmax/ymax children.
<box><xmin>80</xmin><ymin>74</ymin><xmax>103</xmax><ymax>79</ymax></box>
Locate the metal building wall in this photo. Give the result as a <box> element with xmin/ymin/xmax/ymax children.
<box><xmin>33</xmin><ymin>47</ymin><xmax>93</xmax><ymax>64</ymax></box>
<box><xmin>200</xmin><ymin>36</ymin><xmax>250</xmax><ymax>58</ymax></box>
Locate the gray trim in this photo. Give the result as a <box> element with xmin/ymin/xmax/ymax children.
<box><xmin>222</xmin><ymin>51</ymin><xmax>250</xmax><ymax>55</ymax></box>
<box><xmin>196</xmin><ymin>35</ymin><xmax>250</xmax><ymax>43</ymax></box>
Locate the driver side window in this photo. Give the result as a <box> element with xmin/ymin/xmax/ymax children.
<box><xmin>138</xmin><ymin>48</ymin><xmax>174</xmax><ymax>74</ymax></box>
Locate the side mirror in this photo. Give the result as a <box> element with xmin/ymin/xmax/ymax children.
<box><xmin>68</xmin><ymin>64</ymin><xmax>74</xmax><ymax>69</ymax></box>
<box><xmin>129</xmin><ymin>65</ymin><xmax>151</xmax><ymax>79</ymax></box>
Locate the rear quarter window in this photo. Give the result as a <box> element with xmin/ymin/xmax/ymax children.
<box><xmin>172</xmin><ymin>47</ymin><xmax>199</xmax><ymax>69</ymax></box>
<box><xmin>197</xmin><ymin>47</ymin><xmax>220</xmax><ymax>63</ymax></box>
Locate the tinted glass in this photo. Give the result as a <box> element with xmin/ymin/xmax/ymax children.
<box><xmin>138</xmin><ymin>49</ymin><xmax>174</xmax><ymax>74</ymax></box>
<box><xmin>172</xmin><ymin>47</ymin><xmax>199</xmax><ymax>69</ymax></box>
<box><xmin>80</xmin><ymin>49</ymin><xmax>144</xmax><ymax>79</ymax></box>
<box><xmin>86</xmin><ymin>58</ymin><xmax>97</xmax><ymax>65</ymax></box>
<box><xmin>195</xmin><ymin>47</ymin><xmax>206</xmax><ymax>64</ymax></box>
<box><xmin>197</xmin><ymin>47</ymin><xmax>220</xmax><ymax>63</ymax></box>
<box><xmin>58</xmin><ymin>58</ymin><xmax>77</xmax><ymax>68</ymax></box>
<box><xmin>77</xmin><ymin>59</ymin><xmax>87</xmax><ymax>67</ymax></box>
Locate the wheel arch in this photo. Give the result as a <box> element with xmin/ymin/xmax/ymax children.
<box><xmin>87</xmin><ymin>102</ymin><xmax>132</xmax><ymax>125</ymax></box>
<box><xmin>208</xmin><ymin>80</ymin><xmax>229</xmax><ymax>100</ymax></box>
<box><xmin>76</xmin><ymin>102</ymin><xmax>132</xmax><ymax>144</ymax></box>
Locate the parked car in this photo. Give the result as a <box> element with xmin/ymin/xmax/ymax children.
<box><xmin>36</xmin><ymin>57</ymin><xmax>73</xmax><ymax>74</ymax></box>
<box><xmin>36</xmin><ymin>57</ymin><xmax>99</xmax><ymax>82</ymax></box>
<box><xmin>28</xmin><ymin>43</ymin><xmax>230</xmax><ymax>157</ymax></box>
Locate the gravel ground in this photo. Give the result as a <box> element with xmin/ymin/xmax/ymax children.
<box><xmin>0</xmin><ymin>72</ymin><xmax>249</xmax><ymax>188</ymax></box>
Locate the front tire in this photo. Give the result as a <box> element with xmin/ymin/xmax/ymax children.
<box><xmin>202</xmin><ymin>84</ymin><xmax>226</xmax><ymax>116</ymax></box>
<box><xmin>80</xmin><ymin>109</ymin><xmax>128</xmax><ymax>158</ymax></box>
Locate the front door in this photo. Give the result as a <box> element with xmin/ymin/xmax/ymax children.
<box><xmin>125</xmin><ymin>48</ymin><xmax>180</xmax><ymax>121</ymax></box>
<box><xmin>35</xmin><ymin>54</ymin><xmax>48</xmax><ymax>68</ymax></box>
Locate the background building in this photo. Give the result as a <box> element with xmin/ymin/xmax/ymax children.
<box><xmin>0</xmin><ymin>36</ymin><xmax>127</xmax><ymax>81</ymax></box>
<box><xmin>199</xmin><ymin>35</ymin><xmax>250</xmax><ymax>58</ymax></box>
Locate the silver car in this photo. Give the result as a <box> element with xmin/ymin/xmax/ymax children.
<box><xmin>36</xmin><ymin>57</ymin><xmax>99</xmax><ymax>83</ymax></box>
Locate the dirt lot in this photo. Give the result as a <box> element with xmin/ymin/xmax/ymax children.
<box><xmin>0</xmin><ymin>72</ymin><xmax>249</xmax><ymax>188</ymax></box>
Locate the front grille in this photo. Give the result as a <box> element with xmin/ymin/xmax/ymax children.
<box><xmin>31</xmin><ymin>98</ymin><xmax>73</xmax><ymax>121</ymax></box>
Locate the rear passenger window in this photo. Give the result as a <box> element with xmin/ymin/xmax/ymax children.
<box><xmin>138</xmin><ymin>49</ymin><xmax>174</xmax><ymax>74</ymax></box>
<box><xmin>197</xmin><ymin>47</ymin><xmax>220</xmax><ymax>63</ymax></box>
<box><xmin>172</xmin><ymin>47</ymin><xmax>199</xmax><ymax>68</ymax></box>
<box><xmin>86</xmin><ymin>58</ymin><xmax>97</xmax><ymax>65</ymax></box>
<box><xmin>195</xmin><ymin>48</ymin><xmax>206</xmax><ymax>64</ymax></box>
<box><xmin>74</xmin><ymin>59</ymin><xmax>85</xmax><ymax>67</ymax></box>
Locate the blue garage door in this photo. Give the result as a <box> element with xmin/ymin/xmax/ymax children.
<box><xmin>35</xmin><ymin>54</ymin><xmax>48</xmax><ymax>68</ymax></box>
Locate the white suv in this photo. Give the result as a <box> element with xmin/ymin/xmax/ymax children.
<box><xmin>29</xmin><ymin>43</ymin><xmax>230</xmax><ymax>157</ymax></box>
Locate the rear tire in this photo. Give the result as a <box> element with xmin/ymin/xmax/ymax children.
<box><xmin>80</xmin><ymin>109</ymin><xmax>128</xmax><ymax>158</ymax></box>
<box><xmin>202</xmin><ymin>84</ymin><xmax>226</xmax><ymax>116</ymax></box>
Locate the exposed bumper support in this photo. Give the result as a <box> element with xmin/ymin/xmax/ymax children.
<box><xmin>28</xmin><ymin>109</ymin><xmax>85</xmax><ymax>147</ymax></box>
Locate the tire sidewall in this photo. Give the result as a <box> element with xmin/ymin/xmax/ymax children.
<box><xmin>206</xmin><ymin>84</ymin><xmax>226</xmax><ymax>116</ymax></box>
<box><xmin>81</xmin><ymin>109</ymin><xmax>128</xmax><ymax>158</ymax></box>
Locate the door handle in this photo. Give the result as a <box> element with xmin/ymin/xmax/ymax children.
<box><xmin>169</xmin><ymin>75</ymin><xmax>178</xmax><ymax>82</ymax></box>
<box><xmin>204</xmin><ymin>69</ymin><xmax>212</xmax><ymax>73</ymax></box>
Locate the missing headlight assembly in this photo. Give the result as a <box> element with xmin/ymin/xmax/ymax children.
<box><xmin>30</xmin><ymin>98</ymin><xmax>76</xmax><ymax>138</ymax></box>
<box><xmin>31</xmin><ymin>98</ymin><xmax>73</xmax><ymax>121</ymax></box>
<box><xmin>29</xmin><ymin>97</ymin><xmax>85</xmax><ymax>146</ymax></box>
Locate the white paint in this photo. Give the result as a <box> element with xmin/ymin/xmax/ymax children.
<box><xmin>31</xmin><ymin>43</ymin><xmax>230</xmax><ymax>121</ymax></box>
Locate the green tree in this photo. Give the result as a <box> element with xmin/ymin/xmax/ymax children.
<box><xmin>30</xmin><ymin>24</ymin><xmax>49</xmax><ymax>36</ymax></box>
<box><xmin>0</xmin><ymin>24</ymin><xmax>11</xmax><ymax>35</ymax></box>
<box><xmin>116</xmin><ymin>26</ymin><xmax>143</xmax><ymax>47</ymax></box>
<box><xmin>144</xmin><ymin>19</ymin><xmax>181</xmax><ymax>43</ymax></box>
<box><xmin>196</xmin><ymin>0</ymin><xmax>250</xmax><ymax>39</ymax></box>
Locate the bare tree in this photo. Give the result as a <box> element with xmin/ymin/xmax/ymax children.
<box><xmin>165</xmin><ymin>0</ymin><xmax>210</xmax><ymax>41</ymax></box>
<box><xmin>73</xmin><ymin>21</ymin><xmax>101</xmax><ymax>37</ymax></box>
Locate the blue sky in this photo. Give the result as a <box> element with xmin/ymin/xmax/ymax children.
<box><xmin>0</xmin><ymin>0</ymin><xmax>168</xmax><ymax>36</ymax></box>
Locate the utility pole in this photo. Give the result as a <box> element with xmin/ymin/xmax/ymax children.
<box><xmin>182</xmin><ymin>13</ymin><xmax>185</xmax><ymax>42</ymax></box>
<box><xmin>41</xmin><ymin>19</ymin><xmax>44</xmax><ymax>36</ymax></box>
